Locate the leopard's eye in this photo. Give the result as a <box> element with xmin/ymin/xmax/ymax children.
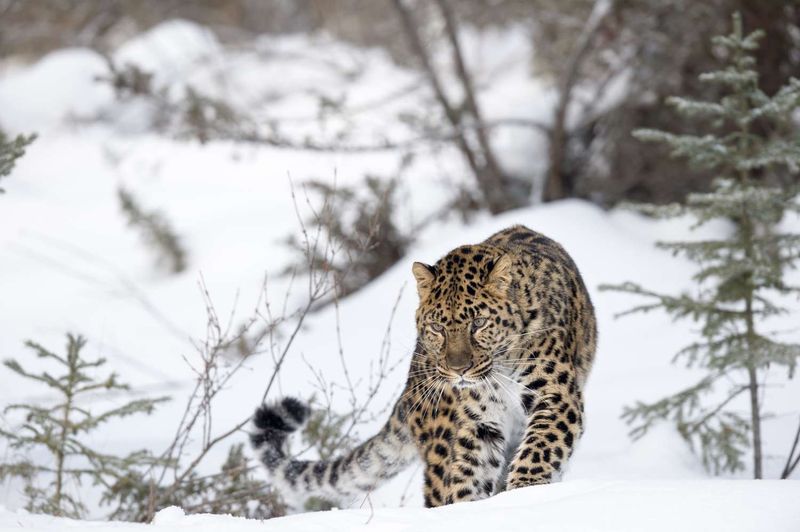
<box><xmin>471</xmin><ymin>317</ymin><xmax>487</xmax><ymax>332</ymax></box>
<box><xmin>429</xmin><ymin>323</ymin><xmax>444</xmax><ymax>333</ymax></box>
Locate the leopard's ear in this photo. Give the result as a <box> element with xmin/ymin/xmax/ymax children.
<box><xmin>485</xmin><ymin>254</ymin><xmax>513</xmax><ymax>297</ymax></box>
<box><xmin>412</xmin><ymin>262</ymin><xmax>436</xmax><ymax>300</ymax></box>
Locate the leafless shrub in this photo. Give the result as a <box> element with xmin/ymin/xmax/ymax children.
<box><xmin>95</xmin><ymin>58</ymin><xmax>250</xmax><ymax>144</ymax></box>
<box><xmin>284</xmin><ymin>175</ymin><xmax>411</xmax><ymax>301</ymax></box>
<box><xmin>97</xmin><ymin>59</ymin><xmax>154</xmax><ymax>98</ymax></box>
<box><xmin>390</xmin><ymin>0</ymin><xmax>532</xmax><ymax>214</ymax></box>
<box><xmin>102</xmin><ymin>182</ymin><xmax>407</xmax><ymax>521</ymax></box>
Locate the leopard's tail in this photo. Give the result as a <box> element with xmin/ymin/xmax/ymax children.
<box><xmin>250</xmin><ymin>397</ymin><xmax>416</xmax><ymax>506</ymax></box>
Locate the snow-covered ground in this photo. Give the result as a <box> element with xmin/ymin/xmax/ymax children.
<box><xmin>2</xmin><ymin>480</ymin><xmax>799</xmax><ymax>531</ymax></box>
<box><xmin>0</xmin><ymin>19</ymin><xmax>798</xmax><ymax>531</ymax></box>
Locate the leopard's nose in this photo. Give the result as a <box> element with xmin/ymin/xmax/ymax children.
<box><xmin>448</xmin><ymin>359</ymin><xmax>473</xmax><ymax>374</ymax></box>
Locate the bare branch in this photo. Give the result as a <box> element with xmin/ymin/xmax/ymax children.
<box><xmin>434</xmin><ymin>0</ymin><xmax>517</xmax><ymax>212</ymax></box>
<box><xmin>544</xmin><ymin>0</ymin><xmax>615</xmax><ymax>202</ymax></box>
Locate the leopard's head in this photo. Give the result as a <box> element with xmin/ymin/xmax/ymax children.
<box><xmin>412</xmin><ymin>244</ymin><xmax>524</xmax><ymax>386</ymax></box>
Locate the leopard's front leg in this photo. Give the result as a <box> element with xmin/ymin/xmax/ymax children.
<box><xmin>415</xmin><ymin>387</ymin><xmax>506</xmax><ymax>506</ymax></box>
<box><xmin>408</xmin><ymin>388</ymin><xmax>458</xmax><ymax>508</ymax></box>
<box><xmin>445</xmin><ymin>409</ymin><xmax>506</xmax><ymax>504</ymax></box>
<box><xmin>506</xmin><ymin>338</ymin><xmax>584</xmax><ymax>489</ymax></box>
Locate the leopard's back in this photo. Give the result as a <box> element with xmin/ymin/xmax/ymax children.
<box><xmin>485</xmin><ymin>225</ymin><xmax>597</xmax><ymax>386</ymax></box>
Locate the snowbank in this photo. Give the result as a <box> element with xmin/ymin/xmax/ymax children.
<box><xmin>2</xmin><ymin>480</ymin><xmax>798</xmax><ymax>531</ymax></box>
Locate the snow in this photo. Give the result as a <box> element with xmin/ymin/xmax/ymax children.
<box><xmin>2</xmin><ymin>480</ymin><xmax>798</xmax><ymax>531</ymax></box>
<box><xmin>0</xmin><ymin>49</ymin><xmax>113</xmax><ymax>131</ymax></box>
<box><xmin>0</xmin><ymin>17</ymin><xmax>798</xmax><ymax>532</ymax></box>
<box><xmin>114</xmin><ymin>20</ymin><xmax>221</xmax><ymax>81</ymax></box>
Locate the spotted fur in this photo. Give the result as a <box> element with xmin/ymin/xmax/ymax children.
<box><xmin>251</xmin><ymin>225</ymin><xmax>596</xmax><ymax>507</ymax></box>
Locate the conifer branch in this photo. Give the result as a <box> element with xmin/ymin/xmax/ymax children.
<box><xmin>0</xmin><ymin>130</ymin><xmax>36</xmax><ymax>193</ymax></box>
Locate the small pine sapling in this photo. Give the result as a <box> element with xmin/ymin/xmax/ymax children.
<box><xmin>601</xmin><ymin>14</ymin><xmax>800</xmax><ymax>478</ymax></box>
<box><xmin>0</xmin><ymin>334</ymin><xmax>169</xmax><ymax>517</ymax></box>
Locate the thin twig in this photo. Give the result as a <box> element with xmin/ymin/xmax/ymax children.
<box><xmin>781</xmin><ymin>416</ymin><xmax>800</xmax><ymax>479</ymax></box>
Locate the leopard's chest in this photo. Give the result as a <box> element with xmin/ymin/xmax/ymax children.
<box><xmin>404</xmin><ymin>381</ymin><xmax>525</xmax><ymax>454</ymax></box>
<box><xmin>454</xmin><ymin>383</ymin><xmax>526</xmax><ymax>444</ymax></box>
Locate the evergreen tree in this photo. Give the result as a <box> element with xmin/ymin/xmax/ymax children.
<box><xmin>0</xmin><ymin>334</ymin><xmax>169</xmax><ymax>517</ymax></box>
<box><xmin>0</xmin><ymin>130</ymin><xmax>36</xmax><ymax>193</ymax></box>
<box><xmin>601</xmin><ymin>13</ymin><xmax>800</xmax><ymax>478</ymax></box>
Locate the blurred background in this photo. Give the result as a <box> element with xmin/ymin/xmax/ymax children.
<box><xmin>4</xmin><ymin>0</ymin><xmax>799</xmax><ymax>206</ymax></box>
<box><xmin>0</xmin><ymin>0</ymin><xmax>799</xmax><ymax>524</ymax></box>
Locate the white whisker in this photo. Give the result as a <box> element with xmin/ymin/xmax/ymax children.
<box><xmin>402</xmin><ymin>375</ymin><xmax>436</xmax><ymax>403</ymax></box>
<box><xmin>490</xmin><ymin>374</ymin><xmax>516</xmax><ymax>401</ymax></box>
<box><xmin>503</xmin><ymin>326</ymin><xmax>562</xmax><ymax>340</ymax></box>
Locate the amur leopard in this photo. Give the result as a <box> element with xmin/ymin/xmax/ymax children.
<box><xmin>251</xmin><ymin>225</ymin><xmax>596</xmax><ymax>507</ymax></box>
